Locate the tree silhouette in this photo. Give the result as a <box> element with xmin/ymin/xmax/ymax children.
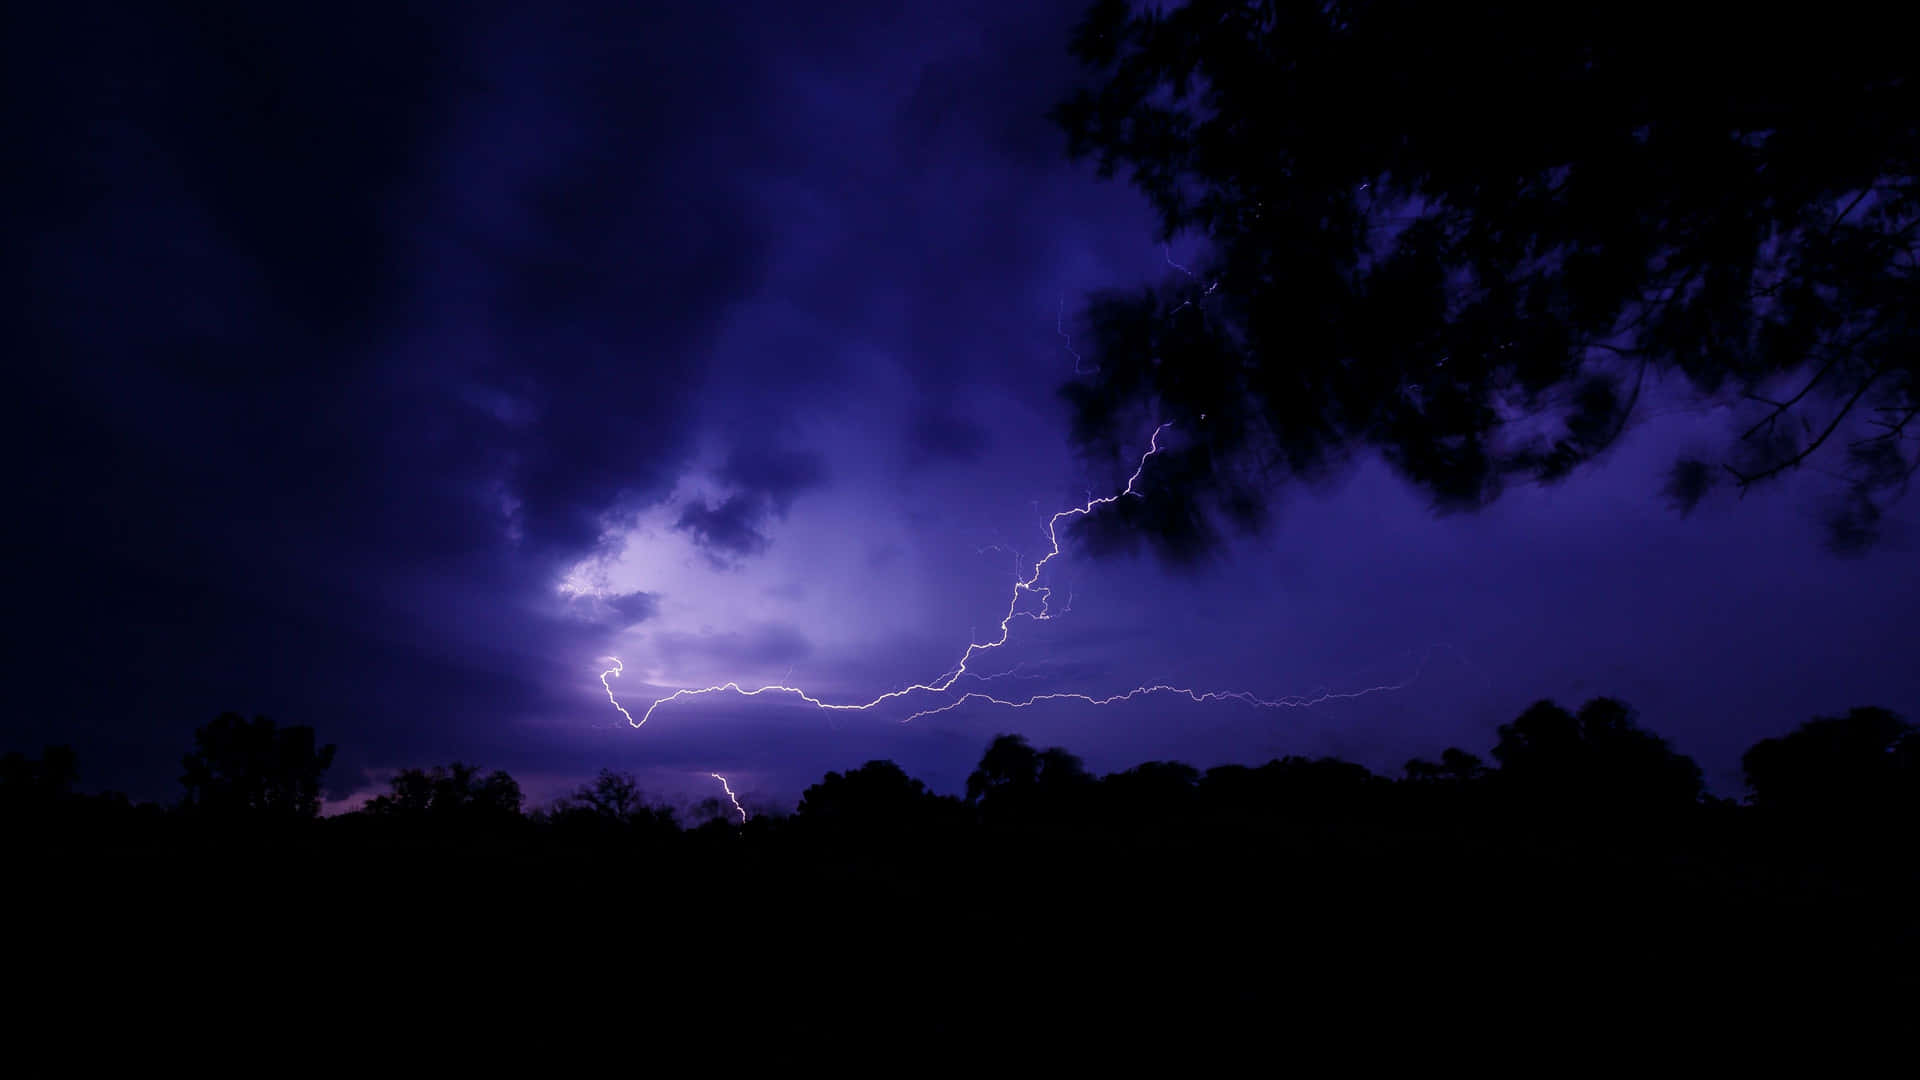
<box><xmin>8</xmin><ymin>704</ymin><xmax>1920</xmax><ymax>1016</ymax></box>
<box><xmin>566</xmin><ymin>768</ymin><xmax>644</xmax><ymax>819</ymax></box>
<box><xmin>0</xmin><ymin>746</ymin><xmax>83</xmax><ymax>834</ymax></box>
<box><xmin>535</xmin><ymin>770</ymin><xmax>679</xmax><ymax>846</ymax></box>
<box><xmin>1742</xmin><ymin>706</ymin><xmax>1917</xmax><ymax>819</ymax></box>
<box><xmin>1491</xmin><ymin>697</ymin><xmax>1704</xmax><ymax>814</ymax></box>
<box><xmin>1404</xmin><ymin>748</ymin><xmax>1490</xmax><ymax>786</ymax></box>
<box><xmin>1051</xmin><ymin>0</ymin><xmax>1920</xmax><ymax>559</ymax></box>
<box><xmin>1250</xmin><ymin>755</ymin><xmax>1389</xmax><ymax>822</ymax></box>
<box><xmin>362</xmin><ymin>762</ymin><xmax>523</xmax><ymax>822</ymax></box>
<box><xmin>965</xmin><ymin>733</ymin><xmax>1042</xmax><ymax>804</ymax></box>
<box><xmin>966</xmin><ymin>734</ymin><xmax>1095</xmax><ymax>826</ymax></box>
<box><xmin>1100</xmin><ymin>759</ymin><xmax>1200</xmax><ymax>827</ymax></box>
<box><xmin>180</xmin><ymin>713</ymin><xmax>334</xmax><ymax>819</ymax></box>
<box><xmin>795</xmin><ymin>759</ymin><xmax>961</xmax><ymax>843</ymax></box>
<box><xmin>1</xmin><ymin>745</ymin><xmax>78</xmax><ymax>799</ymax></box>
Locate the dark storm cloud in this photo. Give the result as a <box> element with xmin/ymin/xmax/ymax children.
<box><xmin>2</xmin><ymin>0</ymin><xmax>1192</xmax><ymax>808</ymax></box>
<box><xmin>566</xmin><ymin>591</ymin><xmax>663</xmax><ymax>630</ymax></box>
<box><xmin>676</xmin><ymin>495</ymin><xmax>776</xmax><ymax>566</ymax></box>
<box><xmin>2</xmin><ymin>0</ymin><xmax>791</xmax><ymax>796</ymax></box>
<box><xmin>719</xmin><ymin>447</ymin><xmax>829</xmax><ymax>515</ymax></box>
<box><xmin>602</xmin><ymin>591</ymin><xmax>662</xmax><ymax>625</ymax></box>
<box><xmin>674</xmin><ymin>447</ymin><xmax>828</xmax><ymax>566</ymax></box>
<box><xmin>894</xmin><ymin>4</ymin><xmax>1093</xmax><ymax>170</ymax></box>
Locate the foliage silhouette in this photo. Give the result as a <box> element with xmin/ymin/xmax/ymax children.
<box><xmin>1099</xmin><ymin>759</ymin><xmax>1199</xmax><ymax>827</ymax></box>
<box><xmin>544</xmin><ymin>768</ymin><xmax>678</xmax><ymax>840</ymax></box>
<box><xmin>966</xmin><ymin>733</ymin><xmax>1097</xmax><ymax>828</ymax></box>
<box><xmin>1</xmin><ymin>745</ymin><xmax>78</xmax><ymax>800</ymax></box>
<box><xmin>8</xmin><ymin>693</ymin><xmax>1918</xmax><ymax>1014</ymax></box>
<box><xmin>796</xmin><ymin>759</ymin><xmax>965</xmax><ymax>848</ymax></box>
<box><xmin>362</xmin><ymin>761</ymin><xmax>524</xmax><ymax>823</ymax></box>
<box><xmin>180</xmin><ymin>712</ymin><xmax>335</xmax><ymax>819</ymax></box>
<box><xmin>964</xmin><ymin>732</ymin><xmax>1042</xmax><ymax>804</ymax></box>
<box><xmin>573</xmin><ymin>768</ymin><xmax>647</xmax><ymax>818</ymax></box>
<box><xmin>1403</xmin><ymin>747</ymin><xmax>1490</xmax><ymax>786</ymax></box>
<box><xmin>1742</xmin><ymin>706</ymin><xmax>1917</xmax><ymax>820</ymax></box>
<box><xmin>1249</xmin><ymin>754</ymin><xmax>1390</xmax><ymax>822</ymax></box>
<box><xmin>1050</xmin><ymin>0</ymin><xmax>1920</xmax><ymax>559</ymax></box>
<box><xmin>1491</xmin><ymin>697</ymin><xmax>1705</xmax><ymax>815</ymax></box>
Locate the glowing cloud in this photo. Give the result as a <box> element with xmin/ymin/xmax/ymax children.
<box><xmin>592</xmin><ymin>253</ymin><xmax>1422</xmax><ymax>736</ymax></box>
<box><xmin>616</xmin><ymin>422</ymin><xmax>1172</xmax><ymax>728</ymax></box>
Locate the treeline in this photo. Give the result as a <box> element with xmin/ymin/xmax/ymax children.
<box><xmin>6</xmin><ymin>696</ymin><xmax>1916</xmax><ymax>850</ymax></box>
<box><xmin>7</xmin><ymin>695</ymin><xmax>1917</xmax><ymax>1020</ymax></box>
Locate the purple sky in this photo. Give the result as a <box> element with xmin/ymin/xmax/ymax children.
<box><xmin>9</xmin><ymin>0</ymin><xmax>1918</xmax><ymax>814</ymax></box>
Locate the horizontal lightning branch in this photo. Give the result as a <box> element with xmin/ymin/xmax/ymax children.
<box><xmin>958</xmin><ymin>662</ymin><xmax>1053</xmax><ymax>683</ymax></box>
<box><xmin>900</xmin><ymin>649</ymin><xmax>1439</xmax><ymax>724</ymax></box>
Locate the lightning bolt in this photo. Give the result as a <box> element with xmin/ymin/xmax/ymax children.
<box><xmin>1164</xmin><ymin>243</ymin><xmax>1222</xmax><ymax>316</ymax></box>
<box><xmin>594</xmin><ymin>247</ymin><xmax>1409</xmax><ymax>738</ymax></box>
<box><xmin>600</xmin><ymin>658</ymin><xmax>637</xmax><ymax>725</ymax></box>
<box><xmin>958</xmin><ymin>661</ymin><xmax>1052</xmax><ymax>683</ymax></box>
<box><xmin>901</xmin><ymin>649</ymin><xmax>1439</xmax><ymax>724</ymax></box>
<box><xmin>1058</xmin><ymin>293</ymin><xmax>1091</xmax><ymax>374</ymax></box>
<box><xmin>711</xmin><ymin>772</ymin><xmax>747</xmax><ymax>823</ymax></box>
<box><xmin>622</xmin><ymin>422</ymin><xmax>1175</xmax><ymax>728</ymax></box>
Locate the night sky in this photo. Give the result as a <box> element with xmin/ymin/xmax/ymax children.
<box><xmin>10</xmin><ymin>0</ymin><xmax>1918</xmax><ymax>816</ymax></box>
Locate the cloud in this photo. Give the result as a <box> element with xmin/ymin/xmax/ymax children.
<box><xmin>653</xmin><ymin>623</ymin><xmax>815</xmax><ymax>671</ymax></box>
<box><xmin>906</xmin><ymin>407</ymin><xmax>991</xmax><ymax>465</ymax></box>
<box><xmin>719</xmin><ymin>447</ymin><xmax>828</xmax><ymax>513</ymax></box>
<box><xmin>676</xmin><ymin>494</ymin><xmax>775</xmax><ymax>565</ymax></box>
<box><xmin>1</xmin><ymin>0</ymin><xmax>791</xmax><ymax>797</ymax></box>
<box><xmin>675</xmin><ymin>447</ymin><xmax>828</xmax><ymax>566</ymax></box>
<box><xmin>566</xmin><ymin>590</ymin><xmax>662</xmax><ymax>629</ymax></box>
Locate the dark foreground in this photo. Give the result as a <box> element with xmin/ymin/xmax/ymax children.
<box><xmin>15</xmin><ymin>806</ymin><xmax>1916</xmax><ymax>1042</ymax></box>
<box><xmin>9</xmin><ymin>706</ymin><xmax>1918</xmax><ymax>1044</ymax></box>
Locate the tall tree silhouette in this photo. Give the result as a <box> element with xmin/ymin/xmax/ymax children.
<box><xmin>180</xmin><ymin>713</ymin><xmax>334</xmax><ymax>819</ymax></box>
<box><xmin>1051</xmin><ymin>0</ymin><xmax>1920</xmax><ymax>558</ymax></box>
